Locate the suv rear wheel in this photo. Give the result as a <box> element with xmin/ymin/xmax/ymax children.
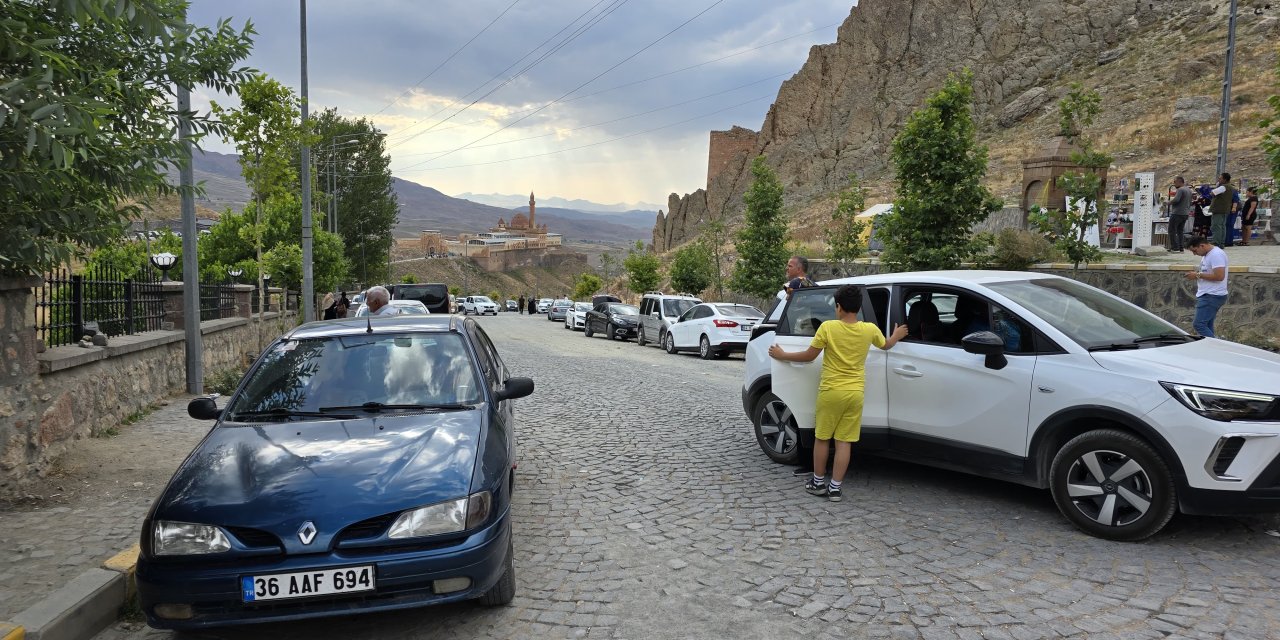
<box><xmin>752</xmin><ymin>392</ymin><xmax>799</xmax><ymax>464</ymax></box>
<box><xmin>1048</xmin><ymin>429</ymin><xmax>1177</xmax><ymax>541</ymax></box>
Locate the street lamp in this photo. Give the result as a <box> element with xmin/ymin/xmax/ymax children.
<box><xmin>261</xmin><ymin>273</ymin><xmax>272</xmax><ymax>311</ymax></box>
<box><xmin>227</xmin><ymin>267</ymin><xmax>243</xmax><ymax>284</ymax></box>
<box><xmin>150</xmin><ymin>252</ymin><xmax>177</xmax><ymax>282</ymax></box>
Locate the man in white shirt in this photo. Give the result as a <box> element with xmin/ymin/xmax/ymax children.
<box><xmin>365</xmin><ymin>286</ymin><xmax>399</xmax><ymax>317</ymax></box>
<box><xmin>1184</xmin><ymin>235</ymin><xmax>1228</xmax><ymax>338</ymax></box>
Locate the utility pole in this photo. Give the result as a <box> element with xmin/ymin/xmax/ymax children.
<box><xmin>1216</xmin><ymin>0</ymin><xmax>1239</xmax><ymax>177</ymax></box>
<box><xmin>177</xmin><ymin>84</ymin><xmax>202</xmax><ymax>394</ymax></box>
<box><xmin>299</xmin><ymin>0</ymin><xmax>316</xmax><ymax>322</ymax></box>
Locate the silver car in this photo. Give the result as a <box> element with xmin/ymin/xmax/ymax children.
<box><xmin>637</xmin><ymin>293</ymin><xmax>701</xmax><ymax>348</ymax></box>
<box><xmin>548</xmin><ymin>299</ymin><xmax>573</xmax><ymax>322</ymax></box>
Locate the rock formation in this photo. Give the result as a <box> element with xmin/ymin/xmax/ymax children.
<box><xmin>656</xmin><ymin>0</ymin><xmax>1201</xmax><ymax>252</ymax></box>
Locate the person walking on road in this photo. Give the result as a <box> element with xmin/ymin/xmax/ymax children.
<box><xmin>1185</xmin><ymin>235</ymin><xmax>1229</xmax><ymax>338</ymax></box>
<box><xmin>1168</xmin><ymin>176</ymin><xmax>1193</xmax><ymax>253</ymax></box>
<box><xmin>527</xmin><ymin>295</ymin><xmax>537</xmax><ymax>315</ymax></box>
<box><xmin>768</xmin><ymin>285</ymin><xmax>908</xmax><ymax>502</ymax></box>
<box><xmin>1208</xmin><ymin>173</ymin><xmax>1236</xmax><ymax>248</ymax></box>
<box><xmin>1240</xmin><ymin>186</ymin><xmax>1259</xmax><ymax>246</ymax></box>
<box><xmin>518</xmin><ymin>294</ymin><xmax>526</xmax><ymax>315</ymax></box>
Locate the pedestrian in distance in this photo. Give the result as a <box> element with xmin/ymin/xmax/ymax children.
<box><xmin>1168</xmin><ymin>176</ymin><xmax>1193</xmax><ymax>253</ymax></box>
<box><xmin>527</xmin><ymin>295</ymin><xmax>536</xmax><ymax>315</ymax></box>
<box><xmin>518</xmin><ymin>294</ymin><xmax>526</xmax><ymax>315</ymax></box>
<box><xmin>767</xmin><ymin>285</ymin><xmax>908</xmax><ymax>502</ymax></box>
<box><xmin>1240</xmin><ymin>186</ymin><xmax>1259</xmax><ymax>246</ymax></box>
<box><xmin>321</xmin><ymin>292</ymin><xmax>336</xmax><ymax>320</ymax></box>
<box><xmin>1192</xmin><ymin>185</ymin><xmax>1212</xmax><ymax>238</ymax></box>
<box><xmin>365</xmin><ymin>285</ymin><xmax>398</xmax><ymax>317</ymax></box>
<box><xmin>1208</xmin><ymin>172</ymin><xmax>1236</xmax><ymax>248</ymax></box>
<box><xmin>1184</xmin><ymin>235</ymin><xmax>1229</xmax><ymax>338</ymax></box>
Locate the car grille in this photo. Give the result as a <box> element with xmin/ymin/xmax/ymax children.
<box><xmin>225</xmin><ymin>527</ymin><xmax>283</xmax><ymax>551</ymax></box>
<box><xmin>336</xmin><ymin>513</ymin><xmax>398</xmax><ymax>543</ymax></box>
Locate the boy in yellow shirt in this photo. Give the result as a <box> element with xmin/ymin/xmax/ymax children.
<box><xmin>768</xmin><ymin>285</ymin><xmax>907</xmax><ymax>502</ymax></box>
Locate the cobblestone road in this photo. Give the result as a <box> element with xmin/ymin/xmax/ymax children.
<box><xmin>80</xmin><ymin>313</ymin><xmax>1280</xmax><ymax>639</ymax></box>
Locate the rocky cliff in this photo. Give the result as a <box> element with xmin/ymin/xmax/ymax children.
<box><xmin>656</xmin><ymin>0</ymin><xmax>1277</xmax><ymax>252</ymax></box>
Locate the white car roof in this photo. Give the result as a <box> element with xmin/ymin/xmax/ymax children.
<box><xmin>815</xmin><ymin>270</ymin><xmax>1059</xmax><ymax>288</ymax></box>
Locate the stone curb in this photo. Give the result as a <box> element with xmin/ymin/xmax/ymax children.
<box><xmin>849</xmin><ymin>256</ymin><xmax>1280</xmax><ymax>273</ymax></box>
<box><xmin>2</xmin><ymin>545</ymin><xmax>139</xmax><ymax>640</ymax></box>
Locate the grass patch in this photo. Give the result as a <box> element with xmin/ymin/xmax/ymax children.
<box><xmin>93</xmin><ymin>426</ymin><xmax>120</xmax><ymax>439</ymax></box>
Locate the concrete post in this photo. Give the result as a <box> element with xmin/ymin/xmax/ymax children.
<box><xmin>159</xmin><ymin>281</ymin><xmax>185</xmax><ymax>330</ymax></box>
<box><xmin>231</xmin><ymin>284</ymin><xmax>254</xmax><ymax>319</ymax></box>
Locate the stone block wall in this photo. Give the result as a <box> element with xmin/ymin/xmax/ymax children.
<box><xmin>0</xmin><ymin>275</ymin><xmax>298</xmax><ymax>498</ymax></box>
<box><xmin>707</xmin><ymin>126</ymin><xmax>758</xmax><ymax>187</ymax></box>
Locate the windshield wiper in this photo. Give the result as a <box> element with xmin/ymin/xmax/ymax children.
<box><xmin>1087</xmin><ymin>343</ymin><xmax>1142</xmax><ymax>352</ymax></box>
<box><xmin>318</xmin><ymin>402</ymin><xmax>475</xmax><ymax>413</ymax></box>
<box><xmin>1132</xmin><ymin>333</ymin><xmax>1198</xmax><ymax>344</ymax></box>
<box><xmin>229</xmin><ymin>408</ymin><xmax>355</xmax><ymax>422</ymax></box>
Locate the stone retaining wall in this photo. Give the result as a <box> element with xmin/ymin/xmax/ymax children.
<box><xmin>0</xmin><ymin>276</ymin><xmax>297</xmax><ymax>498</ymax></box>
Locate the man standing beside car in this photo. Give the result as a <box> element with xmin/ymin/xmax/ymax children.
<box><xmin>1184</xmin><ymin>235</ymin><xmax>1229</xmax><ymax>338</ymax></box>
<box><xmin>365</xmin><ymin>286</ymin><xmax>399</xmax><ymax>316</ymax></box>
<box><xmin>783</xmin><ymin>255</ymin><xmax>819</xmax><ymax>477</ymax></box>
<box><xmin>1209</xmin><ymin>172</ymin><xmax>1236</xmax><ymax>248</ymax></box>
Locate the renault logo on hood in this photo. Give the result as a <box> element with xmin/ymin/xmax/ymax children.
<box><xmin>298</xmin><ymin>521</ymin><xmax>318</xmax><ymax>545</ymax></box>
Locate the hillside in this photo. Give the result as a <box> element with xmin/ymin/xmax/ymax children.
<box><xmin>656</xmin><ymin>0</ymin><xmax>1280</xmax><ymax>251</ymax></box>
<box><xmin>455</xmin><ymin>191</ymin><xmax>662</xmax><ymax>214</ymax></box>
<box><xmin>388</xmin><ymin>249</ymin><xmax>592</xmax><ymax>301</ymax></box>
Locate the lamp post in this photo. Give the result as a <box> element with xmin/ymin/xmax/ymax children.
<box><xmin>227</xmin><ymin>267</ymin><xmax>243</xmax><ymax>284</ymax></box>
<box><xmin>150</xmin><ymin>252</ymin><xmax>177</xmax><ymax>282</ymax></box>
<box><xmin>261</xmin><ymin>273</ymin><xmax>272</xmax><ymax>311</ymax></box>
<box><xmin>1215</xmin><ymin>0</ymin><xmax>1239</xmax><ymax>177</ymax></box>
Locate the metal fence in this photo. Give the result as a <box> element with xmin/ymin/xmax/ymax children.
<box><xmin>35</xmin><ymin>265</ymin><xmax>165</xmax><ymax>348</ymax></box>
<box><xmin>249</xmin><ymin>288</ymin><xmax>299</xmax><ymax>314</ymax></box>
<box><xmin>199</xmin><ymin>283</ymin><xmax>237</xmax><ymax>321</ymax></box>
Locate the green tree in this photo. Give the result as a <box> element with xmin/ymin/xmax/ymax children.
<box><xmin>1</xmin><ymin>0</ymin><xmax>254</xmax><ymax>275</ymax></box>
<box><xmin>1035</xmin><ymin>83</ymin><xmax>1109</xmax><ymax>270</ymax></box>
<box><xmin>488</xmin><ymin>290</ymin><xmax>501</xmax><ymax>303</ymax></box>
<box><xmin>311</xmin><ymin>109</ymin><xmax>396</xmax><ymax>284</ymax></box>
<box><xmin>573</xmin><ymin>272</ymin><xmax>603</xmax><ymax>299</ymax></box>
<box><xmin>668</xmin><ymin>241</ymin><xmax>714</xmax><ymax>296</ymax></box>
<box><xmin>623</xmin><ymin>241</ymin><xmax>662</xmax><ymax>294</ymax></box>
<box><xmin>400</xmin><ymin>274</ymin><xmax>417</xmax><ymax>284</ymax></box>
<box><xmin>730</xmin><ymin>156</ymin><xmax>789</xmax><ymax>298</ymax></box>
<box><xmin>262</xmin><ymin>243</ymin><xmax>303</xmax><ymax>291</ymax></box>
<box><xmin>824</xmin><ymin>175</ymin><xmax>869</xmax><ymax>276</ymax></box>
<box><xmin>599</xmin><ymin>251</ymin><xmax>618</xmax><ymax>283</ymax></box>
<box><xmin>877</xmin><ymin>70</ymin><xmax>1001</xmax><ymax>271</ymax></box>
<box><xmin>700</xmin><ymin>219</ymin><xmax>729</xmax><ymax>300</ymax></box>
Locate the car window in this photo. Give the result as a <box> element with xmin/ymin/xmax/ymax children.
<box><xmin>608</xmin><ymin>304</ymin><xmax>639</xmax><ymax>315</ymax></box>
<box><xmin>470</xmin><ymin>324</ymin><xmax>506</xmax><ymax>385</ymax></box>
<box><xmin>678</xmin><ymin>307</ymin><xmax>698</xmax><ymax>322</ymax></box>
<box><xmin>575</xmin><ymin>302</ymin><xmax>591</xmax><ymax>312</ymax></box>
<box><xmin>713</xmin><ymin>304</ymin><xmax>763</xmax><ymax>318</ymax></box>
<box><xmin>988</xmin><ymin>278</ymin><xmax>1180</xmax><ymax>349</ymax></box>
<box><xmin>225</xmin><ymin>333</ymin><xmax>483</xmax><ymax>418</ymax></box>
<box><xmin>663</xmin><ymin>299</ymin><xmax>697</xmax><ymax>317</ymax></box>
<box><xmin>867</xmin><ymin>287</ymin><xmax>890</xmax><ymax>333</ymax></box>
<box><xmin>639</xmin><ymin>299</ymin><xmax>653</xmax><ymax>315</ymax></box>
<box><xmin>778</xmin><ymin>287</ymin><xmax>854</xmax><ymax>337</ymax></box>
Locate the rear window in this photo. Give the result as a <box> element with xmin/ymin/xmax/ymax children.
<box><xmin>714</xmin><ymin>304</ymin><xmax>763</xmax><ymax>318</ymax></box>
<box><xmin>394</xmin><ymin>284</ymin><xmax>448</xmax><ymax>304</ymax></box>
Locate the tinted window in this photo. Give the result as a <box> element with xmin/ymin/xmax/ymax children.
<box><xmin>663</xmin><ymin>299</ymin><xmax>697</xmax><ymax>317</ymax></box>
<box><xmin>226</xmin><ymin>333</ymin><xmax>482</xmax><ymax>418</ymax></box>
<box><xmin>392</xmin><ymin>284</ymin><xmax>449</xmax><ymax>313</ymax></box>
<box><xmin>778</xmin><ymin>288</ymin><xmax>864</xmax><ymax>337</ymax></box>
<box><xmin>639</xmin><ymin>299</ymin><xmax>653</xmax><ymax>315</ymax></box>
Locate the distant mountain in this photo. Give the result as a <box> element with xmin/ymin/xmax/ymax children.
<box><xmin>456</xmin><ymin>192</ymin><xmax>661</xmax><ymax>214</ymax></box>
<box><xmin>167</xmin><ymin>150</ymin><xmax>647</xmax><ymax>245</ymax></box>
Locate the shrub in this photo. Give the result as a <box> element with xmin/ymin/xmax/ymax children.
<box><xmin>205</xmin><ymin>365</ymin><xmax>248</xmax><ymax>395</ymax></box>
<box><xmin>991</xmin><ymin>228</ymin><xmax>1058</xmax><ymax>270</ymax></box>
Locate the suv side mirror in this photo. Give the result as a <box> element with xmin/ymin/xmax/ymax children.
<box><xmin>188</xmin><ymin>396</ymin><xmax>222</xmax><ymax>420</ymax></box>
<box><xmin>495</xmin><ymin>377</ymin><xmax>535</xmax><ymax>401</ymax></box>
<box><xmin>962</xmin><ymin>331</ymin><xmax>1007</xmax><ymax>370</ymax></box>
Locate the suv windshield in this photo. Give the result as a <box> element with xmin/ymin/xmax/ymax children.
<box><xmin>988</xmin><ymin>278</ymin><xmax>1181</xmax><ymax>349</ymax></box>
<box><xmin>226</xmin><ymin>333</ymin><xmax>483</xmax><ymax>420</ymax></box>
<box><xmin>662</xmin><ymin>299</ymin><xmax>697</xmax><ymax>317</ymax></box>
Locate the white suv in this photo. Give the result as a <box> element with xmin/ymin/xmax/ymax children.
<box><xmin>459</xmin><ymin>295</ymin><xmax>498</xmax><ymax>315</ymax></box>
<box><xmin>742</xmin><ymin>270</ymin><xmax>1280</xmax><ymax>541</ymax></box>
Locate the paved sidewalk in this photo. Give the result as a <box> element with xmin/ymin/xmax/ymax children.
<box><xmin>0</xmin><ymin>395</ymin><xmax>206</xmax><ymax>620</ymax></box>
<box><xmin>1120</xmin><ymin>242</ymin><xmax>1280</xmax><ymax>267</ymax></box>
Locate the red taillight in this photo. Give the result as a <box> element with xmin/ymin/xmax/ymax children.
<box><xmin>713</xmin><ymin>319</ymin><xmax>738</xmax><ymax>328</ymax></box>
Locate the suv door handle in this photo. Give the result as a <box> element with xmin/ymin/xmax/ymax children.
<box><xmin>892</xmin><ymin>366</ymin><xmax>924</xmax><ymax>378</ymax></box>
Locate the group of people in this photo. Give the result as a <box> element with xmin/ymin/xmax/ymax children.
<box><xmin>320</xmin><ymin>286</ymin><xmax>399</xmax><ymax>319</ymax></box>
<box><xmin>1169</xmin><ymin>172</ymin><xmax>1241</xmax><ymax>338</ymax></box>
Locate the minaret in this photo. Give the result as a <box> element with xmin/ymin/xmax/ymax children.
<box><xmin>529</xmin><ymin>192</ymin><xmax>536</xmax><ymax>229</ymax></box>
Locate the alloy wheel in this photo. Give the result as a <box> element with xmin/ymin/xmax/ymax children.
<box><xmin>1063</xmin><ymin>449</ymin><xmax>1153</xmax><ymax>528</ymax></box>
<box><xmin>753</xmin><ymin>393</ymin><xmax>799</xmax><ymax>464</ymax></box>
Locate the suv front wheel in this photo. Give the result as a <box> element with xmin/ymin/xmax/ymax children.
<box><xmin>1048</xmin><ymin>429</ymin><xmax>1177</xmax><ymax>541</ymax></box>
<box><xmin>752</xmin><ymin>392</ymin><xmax>799</xmax><ymax>465</ymax></box>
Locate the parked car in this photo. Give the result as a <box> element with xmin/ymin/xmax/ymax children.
<box><xmin>584</xmin><ymin>301</ymin><xmax>641</xmax><ymax>341</ymax></box>
<box><xmin>664</xmin><ymin>303</ymin><xmax>763</xmax><ymax>359</ymax></box>
<box><xmin>345</xmin><ymin>292</ymin><xmax>365</xmax><ymax>318</ymax></box>
<box><xmin>637</xmin><ymin>292</ymin><xmax>701</xmax><ymax>348</ymax></box>
<box><xmin>505</xmin><ymin>300</ymin><xmax>518</xmax><ymax>312</ymax></box>
<box><xmin>460</xmin><ymin>295</ymin><xmax>499</xmax><ymax>315</ymax></box>
<box><xmin>352</xmin><ymin>299</ymin><xmax>430</xmax><ymax>317</ymax></box>
<box><xmin>389</xmin><ymin>283</ymin><xmax>450</xmax><ymax>315</ymax></box>
<box><xmin>565</xmin><ymin>302</ymin><xmax>591</xmax><ymax>331</ymax></box>
<box><xmin>135</xmin><ymin>315</ymin><xmax>535</xmax><ymax>628</ymax></box>
<box><xmin>536</xmin><ymin>298</ymin><xmax>553</xmax><ymax>313</ymax></box>
<box><xmin>547</xmin><ymin>299</ymin><xmax>573</xmax><ymax>322</ymax></box>
<box><xmin>742</xmin><ymin>270</ymin><xmax>1280</xmax><ymax>541</ymax></box>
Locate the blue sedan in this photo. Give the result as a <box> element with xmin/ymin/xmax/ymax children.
<box><xmin>135</xmin><ymin>315</ymin><xmax>533</xmax><ymax>629</ymax></box>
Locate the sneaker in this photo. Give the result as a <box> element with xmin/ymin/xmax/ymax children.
<box><xmin>792</xmin><ymin>467</ymin><xmax>814</xmax><ymax>477</ymax></box>
<box><xmin>805</xmin><ymin>479</ymin><xmax>828</xmax><ymax>496</ymax></box>
<box><xmin>827</xmin><ymin>487</ymin><xmax>842</xmax><ymax>502</ymax></box>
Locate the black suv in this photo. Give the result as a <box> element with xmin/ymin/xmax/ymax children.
<box><xmin>390</xmin><ymin>283</ymin><xmax>450</xmax><ymax>314</ymax></box>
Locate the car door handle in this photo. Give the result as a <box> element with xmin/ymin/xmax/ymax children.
<box><xmin>892</xmin><ymin>367</ymin><xmax>924</xmax><ymax>378</ymax></box>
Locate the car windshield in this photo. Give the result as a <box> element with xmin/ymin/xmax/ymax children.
<box><xmin>392</xmin><ymin>301</ymin><xmax>429</xmax><ymax>315</ymax></box>
<box><xmin>714</xmin><ymin>304</ymin><xmax>763</xmax><ymax>318</ymax></box>
<box><xmin>988</xmin><ymin>278</ymin><xmax>1181</xmax><ymax>349</ymax></box>
<box><xmin>574</xmin><ymin>302</ymin><xmax>591</xmax><ymax>311</ymax></box>
<box><xmin>225</xmin><ymin>333</ymin><xmax>483</xmax><ymax>420</ymax></box>
<box><xmin>609</xmin><ymin>304</ymin><xmax>639</xmax><ymax>315</ymax></box>
<box><xmin>473</xmin><ymin>296</ymin><xmax>493</xmax><ymax>304</ymax></box>
<box><xmin>662</xmin><ymin>299</ymin><xmax>698</xmax><ymax>316</ymax></box>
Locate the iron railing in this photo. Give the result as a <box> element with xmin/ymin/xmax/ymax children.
<box><xmin>35</xmin><ymin>265</ymin><xmax>165</xmax><ymax>348</ymax></box>
<box><xmin>199</xmin><ymin>283</ymin><xmax>236</xmax><ymax>321</ymax></box>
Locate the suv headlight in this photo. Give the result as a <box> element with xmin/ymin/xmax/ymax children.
<box><xmin>1161</xmin><ymin>382</ymin><xmax>1278</xmax><ymax>421</ymax></box>
<box><xmin>153</xmin><ymin>520</ymin><xmax>232</xmax><ymax>556</ymax></box>
<box><xmin>388</xmin><ymin>491</ymin><xmax>492</xmax><ymax>539</ymax></box>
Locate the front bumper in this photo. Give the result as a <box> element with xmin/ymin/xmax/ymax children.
<box><xmin>137</xmin><ymin>513</ymin><xmax>511</xmax><ymax>629</ymax></box>
<box><xmin>611</xmin><ymin>324</ymin><xmax>637</xmax><ymax>338</ymax></box>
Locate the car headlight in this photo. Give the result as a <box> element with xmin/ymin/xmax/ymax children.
<box><xmin>1161</xmin><ymin>382</ymin><xmax>1278</xmax><ymax>421</ymax></box>
<box><xmin>387</xmin><ymin>491</ymin><xmax>492</xmax><ymax>539</ymax></box>
<box><xmin>153</xmin><ymin>520</ymin><xmax>231</xmax><ymax>556</ymax></box>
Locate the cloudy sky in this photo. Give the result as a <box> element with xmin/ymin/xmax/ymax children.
<box><xmin>187</xmin><ymin>0</ymin><xmax>854</xmax><ymax>208</ymax></box>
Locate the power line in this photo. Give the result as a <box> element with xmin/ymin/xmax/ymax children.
<box><xmin>371</xmin><ymin>0</ymin><xmax>524</xmax><ymax>117</ymax></box>
<box><xmin>408</xmin><ymin>0</ymin><xmax>728</xmax><ymax>169</ymax></box>
<box><xmin>385</xmin><ymin>0</ymin><xmax>625</xmax><ymax>147</ymax></box>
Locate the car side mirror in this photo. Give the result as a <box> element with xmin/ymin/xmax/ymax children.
<box><xmin>188</xmin><ymin>396</ymin><xmax>222</xmax><ymax>420</ymax></box>
<box><xmin>495</xmin><ymin>377</ymin><xmax>535</xmax><ymax>401</ymax></box>
<box><xmin>961</xmin><ymin>331</ymin><xmax>1007</xmax><ymax>370</ymax></box>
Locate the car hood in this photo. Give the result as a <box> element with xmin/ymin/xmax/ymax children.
<box><xmin>153</xmin><ymin>411</ymin><xmax>483</xmax><ymax>542</ymax></box>
<box><xmin>1091</xmin><ymin>338</ymin><xmax>1280</xmax><ymax>393</ymax></box>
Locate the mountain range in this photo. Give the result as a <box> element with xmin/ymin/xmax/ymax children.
<box><xmin>171</xmin><ymin>150</ymin><xmax>652</xmax><ymax>245</ymax></box>
<box><xmin>454</xmin><ymin>192</ymin><xmax>662</xmax><ymax>214</ymax></box>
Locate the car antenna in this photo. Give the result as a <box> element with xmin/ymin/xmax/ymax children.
<box><xmin>366</xmin><ymin>313</ymin><xmax>373</xmax><ymax>333</ymax></box>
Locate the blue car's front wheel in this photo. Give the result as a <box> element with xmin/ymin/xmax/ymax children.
<box><xmin>478</xmin><ymin>537</ymin><xmax>515</xmax><ymax>606</ymax></box>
